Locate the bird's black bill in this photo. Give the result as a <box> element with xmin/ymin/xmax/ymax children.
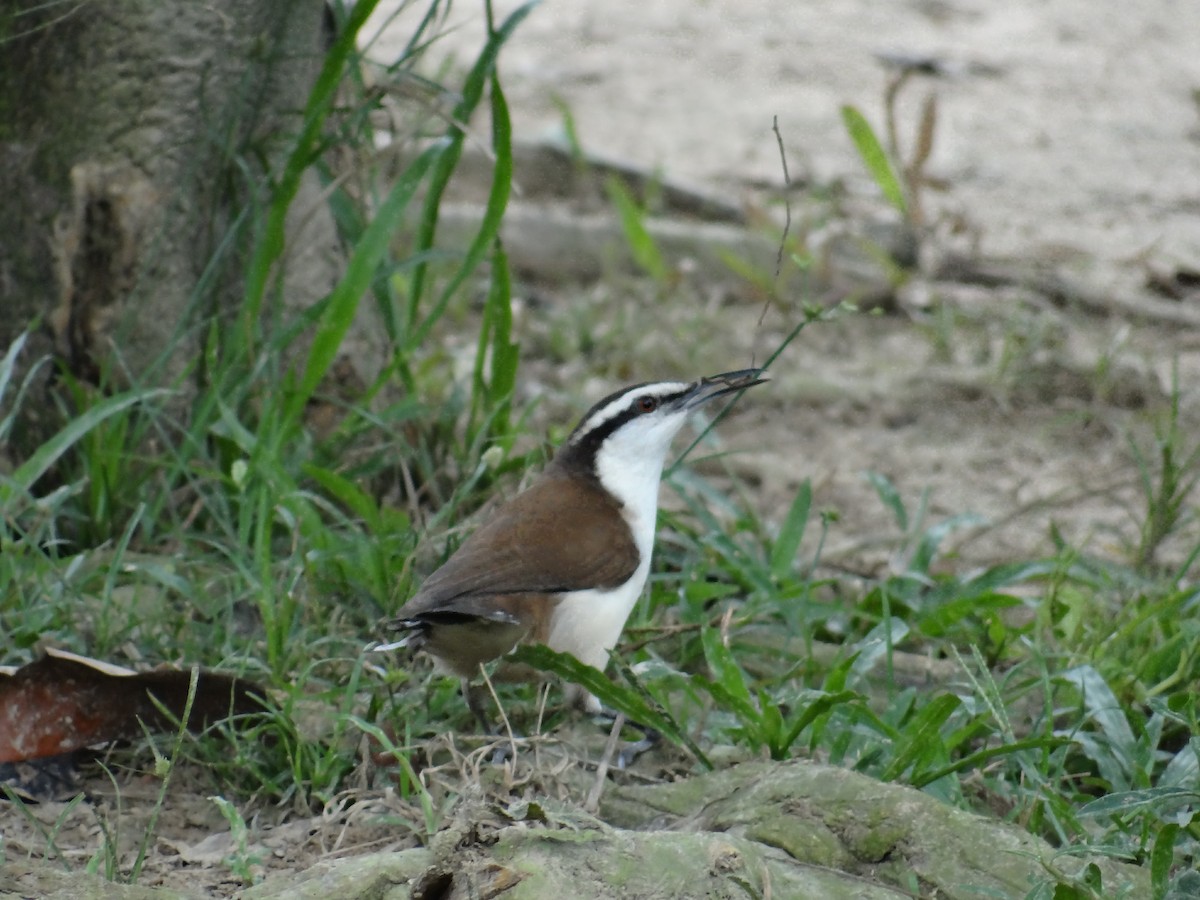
<box><xmin>683</xmin><ymin>368</ymin><xmax>768</xmax><ymax>408</ymax></box>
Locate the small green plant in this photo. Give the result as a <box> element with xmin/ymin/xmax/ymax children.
<box><xmin>841</xmin><ymin>65</ymin><xmax>940</xmax><ymax>228</ymax></box>
<box><xmin>351</xmin><ymin>716</ymin><xmax>442</xmax><ymax>836</ymax></box>
<box><xmin>1128</xmin><ymin>366</ymin><xmax>1200</xmax><ymax>573</ymax></box>
<box><xmin>209</xmin><ymin>796</ymin><xmax>263</xmax><ymax>884</ymax></box>
<box><xmin>126</xmin><ymin>668</ymin><xmax>200</xmax><ymax>883</ymax></box>
<box><xmin>0</xmin><ymin>788</ymin><xmax>85</xmax><ymax>872</ymax></box>
<box><xmin>605</xmin><ymin>176</ymin><xmax>671</xmax><ymax>283</ymax></box>
<box><xmin>841</xmin><ymin>104</ymin><xmax>908</xmax><ymax>218</ymax></box>
<box><xmin>695</xmin><ymin>623</ymin><xmax>858</xmax><ymax>760</ymax></box>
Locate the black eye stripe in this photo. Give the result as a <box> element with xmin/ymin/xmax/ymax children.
<box><xmin>557</xmin><ymin>385</ymin><xmax>693</xmax><ymax>476</ymax></box>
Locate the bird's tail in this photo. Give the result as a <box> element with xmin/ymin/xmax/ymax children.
<box><xmin>369</xmin><ymin>617</ymin><xmax>426</xmax><ymax>653</ymax></box>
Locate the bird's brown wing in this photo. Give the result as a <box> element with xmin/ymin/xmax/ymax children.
<box><xmin>395</xmin><ymin>469</ymin><xmax>639</xmax><ymax>624</ymax></box>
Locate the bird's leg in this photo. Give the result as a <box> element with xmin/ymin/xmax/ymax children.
<box><xmin>463</xmin><ymin>678</ymin><xmax>495</xmax><ymax>735</ymax></box>
<box><xmin>565</xmin><ymin>684</ymin><xmax>661</xmax><ymax>767</ymax></box>
<box><xmin>464</xmin><ymin>670</ymin><xmax>522</xmax><ymax>765</ymax></box>
<box><xmin>568</xmin><ymin>684</ymin><xmax>661</xmax><ymax>767</ymax></box>
<box><xmin>616</xmin><ymin>723</ymin><xmax>660</xmax><ymax>769</ymax></box>
<box><xmin>591</xmin><ymin>705</ymin><xmax>661</xmax><ymax>769</ymax></box>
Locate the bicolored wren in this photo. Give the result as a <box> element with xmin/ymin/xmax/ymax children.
<box><xmin>381</xmin><ymin>369</ymin><xmax>766</xmax><ymax>714</ymax></box>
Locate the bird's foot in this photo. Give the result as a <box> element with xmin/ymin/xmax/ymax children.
<box><xmin>615</xmin><ymin>729</ymin><xmax>660</xmax><ymax>769</ymax></box>
<box><xmin>487</xmin><ymin>733</ymin><xmax>525</xmax><ymax>766</ymax></box>
<box><xmin>592</xmin><ymin>707</ymin><xmax>661</xmax><ymax>769</ymax></box>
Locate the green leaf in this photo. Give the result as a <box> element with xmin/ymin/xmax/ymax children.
<box><xmin>486</xmin><ymin>240</ymin><xmax>519</xmax><ymax>415</ymax></box>
<box><xmin>909</xmin><ymin>513</ymin><xmax>984</xmax><ymax>574</ymax></box>
<box><xmin>242</xmin><ymin>0</ymin><xmax>383</xmax><ymax>325</ymax></box>
<box><xmin>605</xmin><ymin>177</ymin><xmax>669</xmax><ymax>282</ymax></box>
<box><xmin>1077</xmin><ymin>786</ymin><xmax>1200</xmax><ymax>819</ymax></box>
<box><xmin>0</xmin><ymin>330</ymin><xmax>27</xmax><ymax>405</ymax></box>
<box><xmin>770</xmin><ymin>480</ymin><xmax>811</xmax><ymax>580</ymax></box>
<box><xmin>1151</xmin><ymin>823</ymin><xmax>1179</xmax><ymax>900</ymax></box>
<box><xmin>302</xmin><ymin>464</ymin><xmax>380</xmax><ymax>529</ymax></box>
<box><xmin>1057</xmin><ymin>666</ymin><xmax>1136</xmax><ymax>757</ymax></box>
<box><xmin>880</xmin><ymin>693</ymin><xmax>960</xmax><ymax>782</ymax></box>
<box><xmin>702</xmin><ymin>626</ymin><xmax>757</xmax><ymax>714</ymax></box>
<box><xmin>0</xmin><ymin>388</ymin><xmax>165</xmax><ymax>507</ymax></box>
<box><xmin>840</xmin><ymin>105</ymin><xmax>907</xmax><ymax>215</ymax></box>
<box><xmin>865</xmin><ymin>470</ymin><xmax>907</xmax><ymax>530</ymax></box>
<box><xmin>510</xmin><ymin>644</ymin><xmax>710</xmax><ymax>769</ymax></box>
<box><xmin>1160</xmin><ymin>735</ymin><xmax>1200</xmax><ymax>787</ymax></box>
<box><xmin>1050</xmin><ymin>884</ymin><xmax>1084</xmax><ymax>900</ymax></box>
<box><xmin>851</xmin><ymin>617</ymin><xmax>910</xmax><ymax>680</ymax></box>
<box><xmin>466</xmin><ymin>68</ymin><xmax>520</xmax><ymax>441</ymax></box>
<box><xmin>912</xmin><ymin>735</ymin><xmax>1073</xmax><ymax>788</ymax></box>
<box><xmin>287</xmin><ymin>142</ymin><xmax>442</xmax><ymax>425</ymax></box>
<box><xmin>776</xmin><ymin>689</ymin><xmax>860</xmax><ymax>758</ymax></box>
<box><xmin>917</xmin><ymin>591</ymin><xmax>1023</xmax><ymax>637</ymax></box>
<box><xmin>213</xmin><ymin>400</ymin><xmax>258</xmax><ymax>455</ymax></box>
<box><xmin>408</xmin><ymin>1</ymin><xmax>539</xmax><ymax>332</ymax></box>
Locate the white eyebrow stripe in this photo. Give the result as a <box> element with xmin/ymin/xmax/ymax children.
<box><xmin>568</xmin><ymin>382</ymin><xmax>691</xmax><ymax>445</ymax></box>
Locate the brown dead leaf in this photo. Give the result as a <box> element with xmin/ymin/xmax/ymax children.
<box><xmin>0</xmin><ymin>647</ymin><xmax>265</xmax><ymax>764</ymax></box>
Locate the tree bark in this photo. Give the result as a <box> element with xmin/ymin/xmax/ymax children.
<box><xmin>0</xmin><ymin>1</ymin><xmax>375</xmax><ymax>455</ymax></box>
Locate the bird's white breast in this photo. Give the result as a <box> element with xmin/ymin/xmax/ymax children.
<box><xmin>544</xmin><ymin>551</ymin><xmax>653</xmax><ymax>669</ymax></box>
<box><xmin>546</xmin><ymin>397</ymin><xmax>690</xmax><ymax>708</ymax></box>
<box><xmin>591</xmin><ymin>417</ymin><xmax>676</xmax><ymax>563</ymax></box>
<box><xmin>544</xmin><ymin>433</ymin><xmax>667</xmax><ymax>675</ymax></box>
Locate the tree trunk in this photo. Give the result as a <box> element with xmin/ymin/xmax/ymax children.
<box><xmin>0</xmin><ymin>1</ymin><xmax>376</xmax><ymax>455</ymax></box>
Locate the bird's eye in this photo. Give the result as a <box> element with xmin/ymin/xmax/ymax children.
<box><xmin>637</xmin><ymin>396</ymin><xmax>659</xmax><ymax>413</ymax></box>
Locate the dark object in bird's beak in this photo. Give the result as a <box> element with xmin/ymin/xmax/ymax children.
<box><xmin>683</xmin><ymin>368</ymin><xmax>769</xmax><ymax>408</ymax></box>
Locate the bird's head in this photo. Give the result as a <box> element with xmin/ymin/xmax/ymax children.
<box><xmin>557</xmin><ymin>368</ymin><xmax>768</xmax><ymax>488</ymax></box>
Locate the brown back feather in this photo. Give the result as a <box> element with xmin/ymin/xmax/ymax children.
<box><xmin>396</xmin><ymin>466</ymin><xmax>638</xmax><ymax>625</ymax></box>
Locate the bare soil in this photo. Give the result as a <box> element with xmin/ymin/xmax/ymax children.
<box><xmin>377</xmin><ymin>0</ymin><xmax>1200</xmax><ymax>569</ymax></box>
<box><xmin>6</xmin><ymin>2</ymin><xmax>1200</xmax><ymax>895</ymax></box>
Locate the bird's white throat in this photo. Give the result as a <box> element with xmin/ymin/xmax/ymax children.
<box><xmin>592</xmin><ymin>417</ymin><xmax>683</xmax><ymax>563</ymax></box>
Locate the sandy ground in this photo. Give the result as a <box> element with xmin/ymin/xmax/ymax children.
<box><xmin>369</xmin><ymin>0</ymin><xmax>1200</xmax><ymax>282</ymax></box>
<box><xmin>364</xmin><ymin>0</ymin><xmax>1200</xmax><ymax>568</ymax></box>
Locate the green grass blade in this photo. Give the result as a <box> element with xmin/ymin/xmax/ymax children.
<box><xmin>605</xmin><ymin>176</ymin><xmax>669</xmax><ymax>282</ymax></box>
<box><xmin>865</xmin><ymin>470</ymin><xmax>908</xmax><ymax>531</ymax></box>
<box><xmin>412</xmin><ymin>73</ymin><xmax>518</xmax><ymax>352</ymax></box>
<box><xmin>488</xmin><ymin>243</ymin><xmax>519</xmax><ymax>410</ymax></box>
<box><xmin>472</xmin><ymin>240</ymin><xmax>519</xmax><ymax>440</ymax></box>
<box><xmin>1057</xmin><ymin>665</ymin><xmax>1136</xmax><ymax>757</ymax></box>
<box><xmin>880</xmin><ymin>693</ymin><xmax>960</xmax><ymax>782</ymax></box>
<box><xmin>551</xmin><ymin>95</ymin><xmax>586</xmax><ymax>167</ymax></box>
<box><xmin>910</xmin><ymin>513</ymin><xmax>984</xmax><ymax>574</ymax></box>
<box><xmin>467</xmin><ymin>71</ymin><xmax>519</xmax><ymax>439</ymax></box>
<box><xmin>285</xmin><ymin>142</ymin><xmax>442</xmax><ymax>425</ymax></box>
<box><xmin>912</xmin><ymin>735</ymin><xmax>1072</xmax><ymax>788</ymax></box>
<box><xmin>701</xmin><ymin>625</ymin><xmax>758</xmax><ymax>713</ymax></box>
<box><xmin>1077</xmin><ymin>786</ymin><xmax>1200</xmax><ymax>819</ymax></box>
<box><xmin>242</xmin><ymin>0</ymin><xmax>382</xmax><ymax>326</ymax></box>
<box><xmin>510</xmin><ymin>644</ymin><xmax>710</xmax><ymax>768</ymax></box>
<box><xmin>1151</xmin><ymin>823</ymin><xmax>1180</xmax><ymax>900</ymax></box>
<box><xmin>0</xmin><ymin>388</ymin><xmax>165</xmax><ymax>506</ymax></box>
<box><xmin>777</xmin><ymin>689</ymin><xmax>860</xmax><ymax>758</ymax></box>
<box><xmin>851</xmin><ymin>617</ymin><xmax>910</xmax><ymax>680</ymax></box>
<box><xmin>407</xmin><ymin>0</ymin><xmax>539</xmax><ymax>332</ymax></box>
<box><xmin>302</xmin><ymin>463</ymin><xmax>380</xmax><ymax>529</ymax></box>
<box><xmin>484</xmin><ymin>70</ymin><xmax>518</xmax><ymax>416</ymax></box>
<box><xmin>770</xmin><ymin>480</ymin><xmax>812</xmax><ymax>580</ymax></box>
<box><xmin>840</xmin><ymin>105</ymin><xmax>907</xmax><ymax>215</ymax></box>
<box><xmin>0</xmin><ymin>333</ymin><xmax>49</xmax><ymax>442</ymax></box>
<box><xmin>129</xmin><ymin>666</ymin><xmax>199</xmax><ymax>883</ymax></box>
<box><xmin>0</xmin><ymin>330</ymin><xmax>27</xmax><ymax>403</ymax></box>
